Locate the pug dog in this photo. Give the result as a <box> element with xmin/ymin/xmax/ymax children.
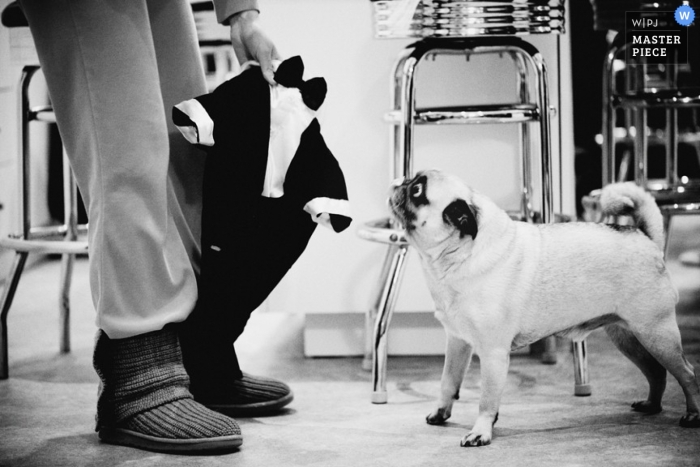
<box><xmin>389</xmin><ymin>169</ymin><xmax>700</xmax><ymax>447</ymax></box>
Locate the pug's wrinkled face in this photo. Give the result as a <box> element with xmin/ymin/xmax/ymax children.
<box><xmin>389</xmin><ymin>169</ymin><xmax>478</xmax><ymax>251</ymax></box>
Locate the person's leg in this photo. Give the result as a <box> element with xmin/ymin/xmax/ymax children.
<box><xmin>20</xmin><ymin>0</ymin><xmax>241</xmax><ymax>452</ymax></box>
<box><xmin>181</xmin><ymin>197</ymin><xmax>314</xmax><ymax>415</ymax></box>
<box><xmin>20</xmin><ymin>0</ymin><xmax>198</xmax><ymax>337</ymax></box>
<box><xmin>146</xmin><ymin>0</ymin><xmax>208</xmax><ymax>274</ymax></box>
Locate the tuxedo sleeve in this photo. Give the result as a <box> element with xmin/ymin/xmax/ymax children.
<box><xmin>284</xmin><ymin>119</ymin><xmax>352</xmax><ymax>233</ymax></box>
<box><xmin>171</xmin><ymin>79</ymin><xmax>239</xmax><ymax>148</ymax></box>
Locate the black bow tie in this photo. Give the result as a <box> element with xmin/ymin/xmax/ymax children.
<box><xmin>273</xmin><ymin>56</ymin><xmax>327</xmax><ymax>111</ymax></box>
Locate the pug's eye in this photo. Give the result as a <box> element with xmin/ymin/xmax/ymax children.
<box><xmin>410</xmin><ymin>183</ymin><xmax>423</xmax><ymax>198</ymax></box>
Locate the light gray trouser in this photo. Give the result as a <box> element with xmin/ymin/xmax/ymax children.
<box><xmin>20</xmin><ymin>0</ymin><xmax>208</xmax><ymax>338</ymax></box>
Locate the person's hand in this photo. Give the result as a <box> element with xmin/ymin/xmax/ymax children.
<box><xmin>228</xmin><ymin>10</ymin><xmax>280</xmax><ymax>85</ymax></box>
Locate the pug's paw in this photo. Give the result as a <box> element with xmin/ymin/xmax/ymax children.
<box><xmin>631</xmin><ymin>400</ymin><xmax>662</xmax><ymax>414</ymax></box>
<box><xmin>460</xmin><ymin>430</ymin><xmax>492</xmax><ymax>447</ymax></box>
<box><xmin>680</xmin><ymin>412</ymin><xmax>700</xmax><ymax>428</ymax></box>
<box><xmin>426</xmin><ymin>407</ymin><xmax>451</xmax><ymax>425</ymax></box>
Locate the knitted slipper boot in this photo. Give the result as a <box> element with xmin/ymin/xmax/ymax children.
<box><xmin>93</xmin><ymin>326</ymin><xmax>242</xmax><ymax>453</ymax></box>
<box><xmin>180</xmin><ymin>324</ymin><xmax>293</xmax><ymax>417</ymax></box>
<box><xmin>194</xmin><ymin>373</ymin><xmax>294</xmax><ymax>417</ymax></box>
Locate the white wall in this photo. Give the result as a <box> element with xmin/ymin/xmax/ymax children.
<box><xmin>252</xmin><ymin>0</ymin><xmax>576</xmax><ymax>315</ymax></box>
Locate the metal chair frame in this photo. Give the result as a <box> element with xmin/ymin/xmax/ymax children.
<box><xmin>0</xmin><ymin>66</ymin><xmax>88</xmax><ymax>379</ymax></box>
<box><xmin>602</xmin><ymin>41</ymin><xmax>700</xmax><ymax>254</ymax></box>
<box><xmin>359</xmin><ymin>37</ymin><xmax>590</xmax><ymax>404</ymax></box>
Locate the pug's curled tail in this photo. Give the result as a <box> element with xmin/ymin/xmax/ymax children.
<box><xmin>599</xmin><ymin>182</ymin><xmax>665</xmax><ymax>251</ymax></box>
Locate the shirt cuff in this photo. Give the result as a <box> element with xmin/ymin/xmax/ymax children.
<box><xmin>212</xmin><ymin>0</ymin><xmax>260</xmax><ymax>24</ymax></box>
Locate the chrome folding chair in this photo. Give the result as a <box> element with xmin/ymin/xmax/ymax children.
<box><xmin>0</xmin><ymin>65</ymin><xmax>88</xmax><ymax>380</ymax></box>
<box><xmin>360</xmin><ymin>0</ymin><xmax>590</xmax><ymax>403</ymax></box>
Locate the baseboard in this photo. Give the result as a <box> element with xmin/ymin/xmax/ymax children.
<box><xmin>303</xmin><ymin>311</ymin><xmax>446</xmax><ymax>357</ymax></box>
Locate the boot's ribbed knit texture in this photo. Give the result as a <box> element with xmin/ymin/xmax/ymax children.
<box><xmin>191</xmin><ymin>372</ymin><xmax>291</xmax><ymax>406</ymax></box>
<box><xmin>180</xmin><ymin>325</ymin><xmax>292</xmax><ymax>414</ymax></box>
<box><xmin>227</xmin><ymin>374</ymin><xmax>291</xmax><ymax>404</ymax></box>
<box><xmin>118</xmin><ymin>398</ymin><xmax>241</xmax><ymax>439</ymax></box>
<box><xmin>93</xmin><ymin>327</ymin><xmax>189</xmax><ymax>428</ymax></box>
<box><xmin>93</xmin><ymin>327</ymin><xmax>240</xmax><ymax>440</ymax></box>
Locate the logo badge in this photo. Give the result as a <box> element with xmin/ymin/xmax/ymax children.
<box><xmin>675</xmin><ymin>3</ymin><xmax>695</xmax><ymax>26</ymax></box>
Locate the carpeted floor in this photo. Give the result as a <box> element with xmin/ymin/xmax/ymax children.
<box><xmin>1</xmin><ymin>217</ymin><xmax>699</xmax><ymax>467</ymax></box>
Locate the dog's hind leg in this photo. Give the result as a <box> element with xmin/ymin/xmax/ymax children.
<box><xmin>605</xmin><ymin>324</ymin><xmax>666</xmax><ymax>414</ymax></box>
<box><xmin>628</xmin><ymin>317</ymin><xmax>700</xmax><ymax>427</ymax></box>
<box><xmin>427</xmin><ymin>333</ymin><xmax>473</xmax><ymax>425</ymax></box>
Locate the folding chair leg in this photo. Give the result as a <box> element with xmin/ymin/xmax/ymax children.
<box><xmin>0</xmin><ymin>252</ymin><xmax>29</xmax><ymax>379</ymax></box>
<box><xmin>58</xmin><ymin>253</ymin><xmax>74</xmax><ymax>354</ymax></box>
<box><xmin>541</xmin><ymin>336</ymin><xmax>558</xmax><ymax>364</ymax></box>
<box><xmin>371</xmin><ymin>244</ymin><xmax>409</xmax><ymax>404</ymax></box>
<box><xmin>363</xmin><ymin>246</ymin><xmax>398</xmax><ymax>371</ymax></box>
<box><xmin>573</xmin><ymin>339</ymin><xmax>592</xmax><ymax>396</ymax></box>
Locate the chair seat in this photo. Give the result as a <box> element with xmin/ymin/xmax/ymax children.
<box><xmin>0</xmin><ymin>236</ymin><xmax>88</xmax><ymax>255</ymax></box>
<box><xmin>358</xmin><ymin>219</ymin><xmax>408</xmax><ymax>246</ymax></box>
<box><xmin>385</xmin><ymin>103</ymin><xmax>540</xmax><ymax>125</ymax></box>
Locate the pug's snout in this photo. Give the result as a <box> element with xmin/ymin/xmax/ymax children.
<box><xmin>387</xmin><ymin>187</ymin><xmax>400</xmax><ymax>211</ymax></box>
<box><xmin>388</xmin><ymin>176</ymin><xmax>407</xmax><ymax>208</ymax></box>
<box><xmin>391</xmin><ymin>176</ymin><xmax>406</xmax><ymax>188</ymax></box>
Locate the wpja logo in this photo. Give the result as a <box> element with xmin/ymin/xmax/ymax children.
<box><xmin>630</xmin><ymin>17</ymin><xmax>660</xmax><ymax>28</ymax></box>
<box><xmin>624</xmin><ymin>3</ymin><xmax>691</xmax><ymax>63</ymax></box>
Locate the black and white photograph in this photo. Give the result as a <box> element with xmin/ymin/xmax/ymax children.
<box><xmin>0</xmin><ymin>0</ymin><xmax>698</xmax><ymax>465</ymax></box>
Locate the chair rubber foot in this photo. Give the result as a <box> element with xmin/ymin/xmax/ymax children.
<box><xmin>575</xmin><ymin>384</ymin><xmax>592</xmax><ymax>397</ymax></box>
<box><xmin>372</xmin><ymin>392</ymin><xmax>388</xmax><ymax>404</ymax></box>
<box><xmin>541</xmin><ymin>351</ymin><xmax>558</xmax><ymax>364</ymax></box>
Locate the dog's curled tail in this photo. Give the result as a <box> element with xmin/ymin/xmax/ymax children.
<box><xmin>599</xmin><ymin>182</ymin><xmax>665</xmax><ymax>251</ymax></box>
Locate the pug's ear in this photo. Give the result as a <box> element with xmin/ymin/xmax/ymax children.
<box><xmin>442</xmin><ymin>199</ymin><xmax>478</xmax><ymax>240</ymax></box>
